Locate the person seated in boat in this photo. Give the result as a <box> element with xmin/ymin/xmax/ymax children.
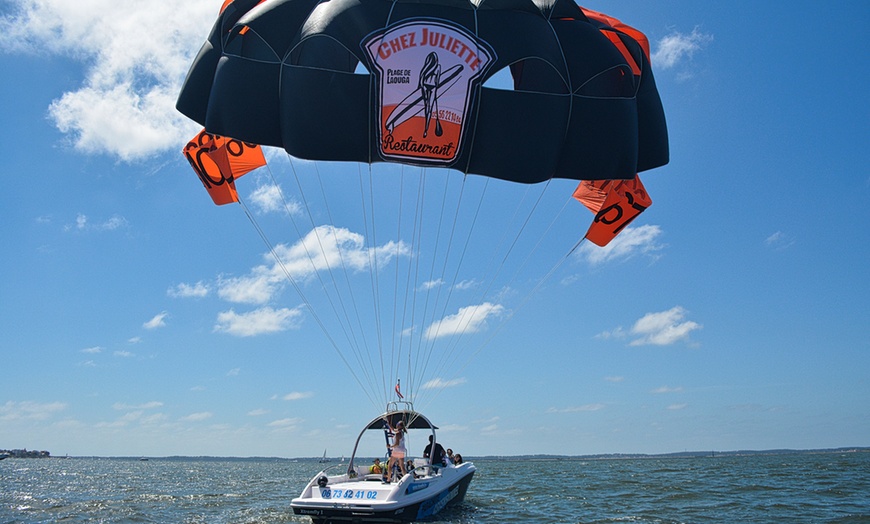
<box><xmin>385</xmin><ymin>419</ymin><xmax>407</xmax><ymax>482</ymax></box>
<box><xmin>369</xmin><ymin>458</ymin><xmax>383</xmax><ymax>475</ymax></box>
<box><xmin>406</xmin><ymin>459</ymin><xmax>419</xmax><ymax>478</ymax></box>
<box><xmin>453</xmin><ymin>453</ymin><xmax>463</xmax><ymax>465</ymax></box>
<box><xmin>423</xmin><ymin>435</ymin><xmax>447</xmax><ymax>466</ymax></box>
<box><xmin>445</xmin><ymin>448</ymin><xmax>454</xmax><ymax>465</ymax></box>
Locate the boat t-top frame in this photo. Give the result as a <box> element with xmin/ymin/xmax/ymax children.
<box><xmin>345</xmin><ymin>401</ymin><xmax>439</xmax><ymax>476</ymax></box>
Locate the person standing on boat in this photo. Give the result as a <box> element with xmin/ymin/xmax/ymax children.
<box><xmin>385</xmin><ymin>419</ymin><xmax>407</xmax><ymax>482</ymax></box>
<box><xmin>424</xmin><ymin>435</ymin><xmax>447</xmax><ymax>466</ymax></box>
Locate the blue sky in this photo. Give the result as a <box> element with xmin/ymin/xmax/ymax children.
<box><xmin>1</xmin><ymin>0</ymin><xmax>868</xmax><ymax>458</ymax></box>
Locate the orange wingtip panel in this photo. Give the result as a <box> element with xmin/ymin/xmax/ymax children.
<box><xmin>183</xmin><ymin>129</ymin><xmax>261</xmax><ymax>206</ymax></box>
<box><xmin>575</xmin><ymin>175</ymin><xmax>652</xmax><ymax>247</ymax></box>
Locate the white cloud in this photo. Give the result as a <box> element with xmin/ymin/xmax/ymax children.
<box><xmin>667</xmin><ymin>403</ymin><xmax>688</xmax><ymax>411</ymax></box>
<box><xmin>652</xmin><ymin>28</ymin><xmax>713</xmax><ymax>70</ymax></box>
<box><xmin>765</xmin><ymin>231</ymin><xmax>795</xmax><ymax>251</ymax></box>
<box><xmin>218</xmin><ymin>226</ymin><xmax>411</xmax><ymax>305</ymax></box>
<box><xmin>226</xmin><ymin>368</ymin><xmax>241</xmax><ymax>376</ymax></box>
<box><xmin>0</xmin><ymin>0</ymin><xmax>215</xmax><ymax>160</ymax></box>
<box><xmin>250</xmin><ymin>184</ymin><xmax>300</xmax><ymax>215</ymax></box>
<box><xmin>577</xmin><ymin>225</ymin><xmax>664</xmax><ymax>265</ymax></box>
<box><xmin>143</xmin><ymin>311</ymin><xmax>168</xmax><ymax>329</ymax></box>
<box><xmin>81</xmin><ymin>346</ymin><xmax>103</xmax><ymax>354</ymax></box>
<box><xmin>247</xmin><ymin>409</ymin><xmax>269</xmax><ymax>416</ymax></box>
<box><xmin>168</xmin><ymin>281</ymin><xmax>210</xmax><ymax>298</ymax></box>
<box><xmin>268</xmin><ymin>417</ymin><xmax>303</xmax><ymax>428</ymax></box>
<box><xmin>214</xmin><ymin>306</ymin><xmax>304</xmax><ymax>337</ymax></box>
<box><xmin>652</xmin><ymin>386</ymin><xmax>683</xmax><ymax>394</ymax></box>
<box><xmin>181</xmin><ymin>412</ymin><xmax>213</xmax><ymax>422</ymax></box>
<box><xmin>141</xmin><ymin>413</ymin><xmax>168</xmax><ymax>425</ymax></box>
<box><xmin>604</xmin><ymin>376</ymin><xmax>624</xmax><ymax>383</ymax></box>
<box><xmin>421</xmin><ymin>279</ymin><xmax>444</xmax><ymax>291</ymax></box>
<box><xmin>113</xmin><ymin>401</ymin><xmax>163</xmax><ymax>410</ymax></box>
<box><xmin>0</xmin><ymin>400</ymin><xmax>67</xmax><ymax>421</ymax></box>
<box><xmin>595</xmin><ymin>326</ymin><xmax>627</xmax><ymax>340</ymax></box>
<box><xmin>113</xmin><ymin>350</ymin><xmax>135</xmax><ymax>358</ymax></box>
<box><xmin>630</xmin><ymin>306</ymin><xmax>702</xmax><ymax>346</ymax></box>
<box><xmin>64</xmin><ymin>213</ymin><xmax>128</xmax><ymax>232</ymax></box>
<box><xmin>282</xmin><ymin>391</ymin><xmax>314</xmax><ymax>401</ymax></box>
<box><xmin>453</xmin><ymin>279</ymin><xmax>478</xmax><ymax>291</ymax></box>
<box><xmin>424</xmin><ymin>302</ymin><xmax>505</xmax><ymax>339</ymax></box>
<box><xmin>217</xmin><ymin>269</ymin><xmax>280</xmax><ymax>305</ymax></box>
<box><xmin>546</xmin><ymin>404</ymin><xmax>605</xmax><ymax>413</ymax></box>
<box><xmin>272</xmin><ymin>226</ymin><xmax>410</xmax><ymax>282</ymax></box>
<box><xmin>421</xmin><ymin>377</ymin><xmax>467</xmax><ymax>389</ymax></box>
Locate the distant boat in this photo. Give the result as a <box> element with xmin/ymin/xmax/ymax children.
<box><xmin>139</xmin><ymin>457</ymin><xmax>149</xmax><ymax>461</ymax></box>
<box><xmin>0</xmin><ymin>453</ymin><xmax>10</xmax><ymax>461</ymax></box>
<box><xmin>318</xmin><ymin>449</ymin><xmax>330</xmax><ymax>463</ymax></box>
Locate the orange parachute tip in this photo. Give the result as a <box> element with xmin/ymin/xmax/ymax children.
<box><xmin>575</xmin><ymin>175</ymin><xmax>652</xmax><ymax>246</ymax></box>
<box><xmin>183</xmin><ymin>128</ymin><xmax>265</xmax><ymax>206</ymax></box>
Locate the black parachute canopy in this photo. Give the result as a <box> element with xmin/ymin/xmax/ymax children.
<box><xmin>177</xmin><ymin>0</ymin><xmax>668</xmax><ymax>183</ymax></box>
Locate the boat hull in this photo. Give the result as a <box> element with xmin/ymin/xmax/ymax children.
<box><xmin>292</xmin><ymin>467</ymin><xmax>474</xmax><ymax>523</ymax></box>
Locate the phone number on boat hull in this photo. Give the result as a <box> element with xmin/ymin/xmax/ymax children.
<box><xmin>320</xmin><ymin>488</ymin><xmax>380</xmax><ymax>500</ymax></box>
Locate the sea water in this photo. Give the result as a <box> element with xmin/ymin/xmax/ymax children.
<box><xmin>1</xmin><ymin>452</ymin><xmax>868</xmax><ymax>523</ymax></box>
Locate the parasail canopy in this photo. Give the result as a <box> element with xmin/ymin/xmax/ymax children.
<box><xmin>177</xmin><ymin>0</ymin><xmax>668</xmax><ymax>184</ymax></box>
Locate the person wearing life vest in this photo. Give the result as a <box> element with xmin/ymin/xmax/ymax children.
<box><xmin>369</xmin><ymin>458</ymin><xmax>383</xmax><ymax>474</ymax></box>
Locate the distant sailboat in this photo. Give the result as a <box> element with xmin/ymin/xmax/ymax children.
<box><xmin>318</xmin><ymin>449</ymin><xmax>330</xmax><ymax>463</ymax></box>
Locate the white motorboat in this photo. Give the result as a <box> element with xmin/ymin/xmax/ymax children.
<box><xmin>291</xmin><ymin>402</ymin><xmax>475</xmax><ymax>523</ymax></box>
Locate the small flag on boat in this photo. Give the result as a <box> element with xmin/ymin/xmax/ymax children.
<box><xmin>395</xmin><ymin>379</ymin><xmax>404</xmax><ymax>399</ymax></box>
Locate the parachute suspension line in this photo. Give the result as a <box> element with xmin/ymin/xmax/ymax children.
<box><xmin>236</xmin><ymin>193</ymin><xmax>379</xmax><ymax>410</ymax></box>
<box><xmin>427</xmin><ymin>175</ymin><xmax>487</xmax><ymax>342</ymax></box>
<box><xmin>407</xmin><ymin>167</ymin><xmax>434</xmax><ymax>400</ymax></box>
<box><xmin>433</xmin><ymin>182</ymin><xmax>568</xmax><ymax>385</ymax></box>
<box><xmin>407</xmin><ymin>169</ymin><xmax>454</xmax><ymax>406</ymax></box>
<box><xmin>310</xmin><ymin>160</ymin><xmax>381</xmax><ymax>400</ymax></box>
<box><xmin>283</xmin><ymin>155</ymin><xmax>380</xmax><ymax>406</ymax></box>
<box><xmin>418</xmin><ymin>177</ymin><xmax>546</xmax><ymax>392</ymax></box>
<box><xmin>358</xmin><ymin>162</ymin><xmax>387</xmax><ymax>404</ymax></box>
<box><xmin>389</xmin><ymin>166</ymin><xmax>408</xmax><ymax>401</ymax></box>
<box><xmin>424</xmin><ymin>235</ymin><xmax>587</xmax><ymax>412</ymax></box>
<box><xmin>387</xmin><ymin>165</ymin><xmax>427</xmax><ymax>404</ymax></box>
<box><xmin>414</xmin><ymin>175</ymin><xmax>489</xmax><ymax>398</ymax></box>
<box><xmin>433</xmin><ymin>178</ymin><xmax>554</xmax><ymax>378</ymax></box>
<box><xmin>501</xmin><ymin>192</ymin><xmax>576</xmax><ymax>303</ymax></box>
<box><xmin>423</xmin><ymin>185</ymin><xmax>531</xmax><ymax>382</ymax></box>
<box><xmin>458</xmin><ymin>231</ymin><xmax>586</xmax><ymax>387</ymax></box>
<box><xmin>480</xmin><ymin>235</ymin><xmax>583</xmax><ymax>353</ymax></box>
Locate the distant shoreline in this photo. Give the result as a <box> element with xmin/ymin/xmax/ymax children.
<box><xmin>8</xmin><ymin>446</ymin><xmax>866</xmax><ymax>461</ymax></box>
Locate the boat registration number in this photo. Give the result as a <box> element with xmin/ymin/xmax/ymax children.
<box><xmin>319</xmin><ymin>488</ymin><xmax>380</xmax><ymax>500</ymax></box>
